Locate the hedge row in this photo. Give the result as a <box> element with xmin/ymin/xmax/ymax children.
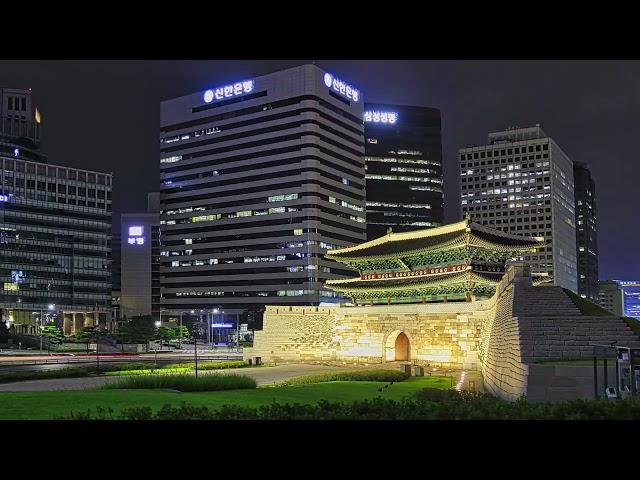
<box><xmin>63</xmin><ymin>388</ymin><xmax>640</xmax><ymax>420</ymax></box>
<box><xmin>102</xmin><ymin>373</ymin><xmax>257</xmax><ymax>392</ymax></box>
<box><xmin>284</xmin><ymin>369</ymin><xmax>409</xmax><ymax>385</ymax></box>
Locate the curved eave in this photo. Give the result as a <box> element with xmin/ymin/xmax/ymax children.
<box><xmin>326</xmin><ymin>235</ymin><xmax>546</xmax><ymax>265</ymax></box>
<box><xmin>326</xmin><ymin>219</ymin><xmax>469</xmax><ymax>258</ymax></box>
<box><xmin>325</xmin><ymin>270</ymin><xmax>501</xmax><ymax>293</ymax></box>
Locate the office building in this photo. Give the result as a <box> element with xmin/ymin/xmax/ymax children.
<box><xmin>1</xmin><ymin>88</ymin><xmax>47</xmax><ymax>164</ymax></box>
<box><xmin>120</xmin><ymin>193</ymin><xmax>160</xmax><ymax>319</ymax></box>
<box><xmin>459</xmin><ymin>125</ymin><xmax>578</xmax><ymax>292</ymax></box>
<box><xmin>159</xmin><ymin>65</ymin><xmax>366</xmax><ymax>320</ymax></box>
<box><xmin>0</xmin><ymin>88</ymin><xmax>112</xmax><ymax>334</ymax></box>
<box><xmin>599</xmin><ymin>280</ymin><xmax>640</xmax><ymax>320</ymax></box>
<box><xmin>363</xmin><ymin>103</ymin><xmax>443</xmax><ymax>240</ymax></box>
<box><xmin>573</xmin><ymin>162</ymin><xmax>598</xmax><ymax>300</ymax></box>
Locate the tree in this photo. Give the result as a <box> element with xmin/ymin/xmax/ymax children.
<box><xmin>115</xmin><ymin>315</ymin><xmax>157</xmax><ymax>352</ymax></box>
<box><xmin>41</xmin><ymin>325</ymin><xmax>64</xmax><ymax>352</ymax></box>
<box><xmin>0</xmin><ymin>321</ymin><xmax>9</xmax><ymax>344</ymax></box>
<box><xmin>176</xmin><ymin>325</ymin><xmax>190</xmax><ymax>344</ymax></box>
<box><xmin>157</xmin><ymin>326</ymin><xmax>176</xmax><ymax>349</ymax></box>
<box><xmin>243</xmin><ymin>306</ymin><xmax>265</xmax><ymax>334</ymax></box>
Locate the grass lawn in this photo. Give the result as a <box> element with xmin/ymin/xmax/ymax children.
<box><xmin>0</xmin><ymin>376</ymin><xmax>450</xmax><ymax>420</ymax></box>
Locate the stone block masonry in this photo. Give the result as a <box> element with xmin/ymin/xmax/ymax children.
<box><xmin>246</xmin><ymin>304</ymin><xmax>487</xmax><ymax>369</ymax></box>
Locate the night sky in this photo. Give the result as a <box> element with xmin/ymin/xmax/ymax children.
<box><xmin>0</xmin><ymin>60</ymin><xmax>636</xmax><ymax>280</ymax></box>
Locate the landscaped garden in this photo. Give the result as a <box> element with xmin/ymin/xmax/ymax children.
<box><xmin>2</xmin><ymin>365</ymin><xmax>640</xmax><ymax>419</ymax></box>
<box><xmin>0</xmin><ymin>371</ymin><xmax>449</xmax><ymax>420</ymax></box>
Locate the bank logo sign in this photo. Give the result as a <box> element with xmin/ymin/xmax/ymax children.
<box><xmin>364</xmin><ymin>111</ymin><xmax>398</xmax><ymax>124</ymax></box>
<box><xmin>324</xmin><ymin>73</ymin><xmax>360</xmax><ymax>102</ymax></box>
<box><xmin>127</xmin><ymin>226</ymin><xmax>145</xmax><ymax>246</ymax></box>
<box><xmin>203</xmin><ymin>80</ymin><xmax>255</xmax><ymax>103</ymax></box>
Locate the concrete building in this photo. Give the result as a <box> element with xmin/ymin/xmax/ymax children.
<box><xmin>159</xmin><ymin>65</ymin><xmax>366</xmax><ymax>321</ymax></box>
<box><xmin>120</xmin><ymin>193</ymin><xmax>160</xmax><ymax>319</ymax></box>
<box><xmin>459</xmin><ymin>125</ymin><xmax>578</xmax><ymax>292</ymax></box>
<box><xmin>0</xmin><ymin>88</ymin><xmax>112</xmax><ymax>335</ymax></box>
<box><xmin>0</xmin><ymin>88</ymin><xmax>47</xmax><ymax>164</ymax></box>
<box><xmin>363</xmin><ymin>103</ymin><xmax>443</xmax><ymax>240</ymax></box>
<box><xmin>573</xmin><ymin>162</ymin><xmax>598</xmax><ymax>300</ymax></box>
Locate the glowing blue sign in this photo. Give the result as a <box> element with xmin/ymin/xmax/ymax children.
<box><xmin>11</xmin><ymin>270</ymin><xmax>25</xmax><ymax>284</ymax></box>
<box><xmin>618</xmin><ymin>281</ymin><xmax>640</xmax><ymax>320</ymax></box>
<box><xmin>127</xmin><ymin>226</ymin><xmax>145</xmax><ymax>246</ymax></box>
<box><xmin>13</xmin><ymin>148</ymin><xmax>19</xmax><ymax>157</ymax></box>
<box><xmin>211</xmin><ymin>323</ymin><xmax>233</xmax><ymax>328</ymax></box>
<box><xmin>203</xmin><ymin>80</ymin><xmax>255</xmax><ymax>103</ymax></box>
<box><xmin>323</xmin><ymin>73</ymin><xmax>360</xmax><ymax>102</ymax></box>
<box><xmin>364</xmin><ymin>111</ymin><xmax>398</xmax><ymax>124</ymax></box>
<box><xmin>0</xmin><ymin>194</ymin><xmax>9</xmax><ymax>202</ymax></box>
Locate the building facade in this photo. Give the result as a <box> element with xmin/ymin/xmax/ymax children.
<box><xmin>573</xmin><ymin>162</ymin><xmax>598</xmax><ymax>300</ymax></box>
<box><xmin>0</xmin><ymin>89</ymin><xmax>112</xmax><ymax>334</ymax></box>
<box><xmin>1</xmin><ymin>88</ymin><xmax>46</xmax><ymax>164</ymax></box>
<box><xmin>459</xmin><ymin>125</ymin><xmax>578</xmax><ymax>292</ymax></box>
<box><xmin>363</xmin><ymin>103</ymin><xmax>443</xmax><ymax>240</ymax></box>
<box><xmin>120</xmin><ymin>193</ymin><xmax>160</xmax><ymax>319</ymax></box>
<box><xmin>159</xmin><ymin>65</ymin><xmax>367</xmax><ymax>318</ymax></box>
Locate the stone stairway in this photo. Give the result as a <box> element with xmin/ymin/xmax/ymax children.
<box><xmin>518</xmin><ymin>315</ymin><xmax>640</xmax><ymax>363</ymax></box>
<box><xmin>509</xmin><ymin>283</ymin><xmax>640</xmax><ymax>363</ymax></box>
<box><xmin>512</xmin><ymin>285</ymin><xmax>582</xmax><ymax>317</ymax></box>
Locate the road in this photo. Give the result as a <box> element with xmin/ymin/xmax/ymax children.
<box><xmin>0</xmin><ymin>353</ymin><xmax>242</xmax><ymax>372</ymax></box>
<box><xmin>0</xmin><ymin>363</ymin><xmax>359</xmax><ymax>392</ymax></box>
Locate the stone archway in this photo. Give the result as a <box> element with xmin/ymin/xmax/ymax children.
<box><xmin>385</xmin><ymin>330</ymin><xmax>411</xmax><ymax>362</ymax></box>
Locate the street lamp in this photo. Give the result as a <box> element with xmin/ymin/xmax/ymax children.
<box><xmin>155</xmin><ymin>320</ymin><xmax>161</xmax><ymax>352</ymax></box>
<box><xmin>177</xmin><ymin>310</ymin><xmax>195</xmax><ymax>350</ymax></box>
<box><xmin>212</xmin><ymin>308</ymin><xmax>220</xmax><ymax>347</ymax></box>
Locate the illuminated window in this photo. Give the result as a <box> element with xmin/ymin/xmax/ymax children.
<box><xmin>293</xmin><ymin>229</ymin><xmax>303</xmax><ymax>236</ymax></box>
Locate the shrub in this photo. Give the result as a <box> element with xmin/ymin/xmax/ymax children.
<box><xmin>165</xmin><ymin>360</ymin><xmax>247</xmax><ymax>371</ymax></box>
<box><xmin>102</xmin><ymin>373</ymin><xmax>257</xmax><ymax>392</ymax></box>
<box><xmin>0</xmin><ymin>367</ymin><xmax>91</xmax><ymax>384</ymax></box>
<box><xmin>88</xmin><ymin>363</ymin><xmax>154</xmax><ymax>374</ymax></box>
<box><xmin>285</xmin><ymin>369</ymin><xmax>409</xmax><ymax>385</ymax></box>
<box><xmin>61</xmin><ymin>392</ymin><xmax>640</xmax><ymax>420</ymax></box>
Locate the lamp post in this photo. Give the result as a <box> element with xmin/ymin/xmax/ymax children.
<box><xmin>178</xmin><ymin>310</ymin><xmax>194</xmax><ymax>350</ymax></box>
<box><xmin>154</xmin><ymin>320</ymin><xmax>161</xmax><ymax>366</ymax></box>
<box><xmin>38</xmin><ymin>311</ymin><xmax>43</xmax><ymax>354</ymax></box>
<box><xmin>212</xmin><ymin>308</ymin><xmax>219</xmax><ymax>347</ymax></box>
<box><xmin>46</xmin><ymin>304</ymin><xmax>55</xmax><ymax>355</ymax></box>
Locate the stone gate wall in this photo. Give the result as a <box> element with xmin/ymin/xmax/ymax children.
<box><xmin>245</xmin><ymin>303</ymin><xmax>489</xmax><ymax>368</ymax></box>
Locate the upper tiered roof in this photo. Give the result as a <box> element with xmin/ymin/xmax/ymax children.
<box><xmin>326</xmin><ymin>219</ymin><xmax>544</xmax><ymax>262</ymax></box>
